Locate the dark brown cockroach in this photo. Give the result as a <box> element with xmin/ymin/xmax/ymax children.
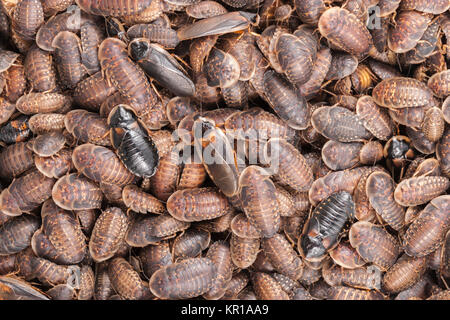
<box><xmin>299</xmin><ymin>191</ymin><xmax>354</xmax><ymax>262</ymax></box>
<box><xmin>98</xmin><ymin>38</ymin><xmax>165</xmax><ymax>130</ymax></box>
<box><xmin>298</xmin><ymin>47</ymin><xmax>332</xmax><ymax>100</ymax></box>
<box><xmin>372</xmin><ymin>77</ymin><xmax>436</xmax><ymax>109</ymax></box>
<box><xmin>263</xmin><ymin>70</ymin><xmax>309</xmax><ymax>130</ymax></box>
<box><xmin>366</xmin><ymin>171</ymin><xmax>405</xmax><ymax>231</ymax></box>
<box><xmin>129</xmin><ymin>39</ymin><xmax>194</xmax><ymax>97</ymax></box>
<box><xmin>191</xmin><ymin>117</ymin><xmax>239</xmax><ymax>197</ymax></box>
<box><xmin>186</xmin><ymin>1</ymin><xmax>227</xmax><ymax>18</ymax></box>
<box><xmin>388</xmin><ymin>107</ymin><xmax>427</xmax><ymax>130</ymax></box>
<box><xmin>403</xmin><ymin>195</ymin><xmax>450</xmax><ymax>257</ymax></box>
<box><xmin>329</xmin><ymin>241</ymin><xmax>365</xmax><ymax>269</ymax></box>
<box><xmin>309</xmin><ymin>165</ymin><xmax>382</xmax><ymax>206</ymax></box>
<box><xmin>189</xmin><ymin>35</ymin><xmax>218</xmax><ymax>75</ymax></box>
<box><xmin>16</xmin><ymin>92</ymin><xmax>72</xmax><ymax>115</ymax></box>
<box><xmin>35</xmin><ymin>11</ymin><xmax>79</xmax><ymax>52</ymax></box>
<box><xmin>275</xmin><ymin>32</ymin><xmax>316</xmax><ymax>86</ymax></box>
<box><xmin>177</xmin><ymin>11</ymin><xmax>257</xmax><ymax>41</ymax></box>
<box><xmin>356</xmin><ymin>95</ymin><xmax>393</xmax><ymax>141</ymax></box>
<box><xmin>0</xmin><ymin>275</ymin><xmax>49</xmax><ymax>300</ymax></box>
<box><xmin>75</xmin><ymin>209</ymin><xmax>97</xmax><ymax>236</ymax></box>
<box><xmin>368</xmin><ymin>59</ymin><xmax>402</xmax><ymax>80</ymax></box>
<box><xmin>41</xmin><ymin>0</ymin><xmax>74</xmax><ymax>16</ymax></box>
<box><xmin>388</xmin><ymin>10</ymin><xmax>431</xmax><ymax>53</ymax></box>
<box><xmin>230</xmin><ymin>233</ymin><xmax>260</xmax><ymax>269</ymax></box>
<box><xmin>108</xmin><ymin>105</ymin><xmax>160</xmax><ymax>179</ymax></box>
<box><xmin>0</xmin><ymin>215</ymin><xmax>39</xmax><ymax>255</ymax></box>
<box><xmin>80</xmin><ymin>21</ymin><xmax>104</xmax><ymax>75</ymax></box>
<box><xmin>139</xmin><ymin>240</ymin><xmax>172</xmax><ymax>278</ymax></box>
<box><xmin>311</xmin><ymin>106</ymin><xmax>373</xmax><ymax>142</ymax></box>
<box><xmin>359</xmin><ymin>141</ymin><xmax>384</xmax><ymax>165</ymax></box>
<box><xmin>121</xmin><ymin>0</ymin><xmax>164</xmax><ymax>25</ymax></box>
<box><xmin>349</xmin><ymin>221</ymin><xmax>400</xmax><ymax>270</ymax></box>
<box><xmin>0</xmin><ymin>170</ymin><xmax>55</xmax><ymax>216</ymax></box>
<box><xmin>150</xmin><ymin>148</ymin><xmax>181</xmax><ymax>201</ymax></box>
<box><xmin>166</xmin><ymin>97</ymin><xmax>198</xmax><ymax>127</ymax></box>
<box><xmin>0</xmin><ymin>142</ymin><xmax>34</xmax><ymax>179</ymax></box>
<box><xmin>196</xmin><ymin>210</ymin><xmax>234</xmax><ymax>233</ymax></box>
<box><xmin>3</xmin><ymin>56</ymin><xmax>27</xmax><ymax>103</ymax></box>
<box><xmin>252</xmin><ymin>272</ymin><xmax>290</xmax><ymax>300</ymax></box>
<box><xmin>427</xmin><ymin>70</ymin><xmax>450</xmax><ymax>99</ymax></box>
<box><xmin>35</xmin><ymin>147</ymin><xmax>73</xmax><ymax>179</ymax></box>
<box><xmin>204</xmin><ymin>47</ymin><xmax>240</xmax><ymax>89</ymax></box>
<box><xmin>10</xmin><ymin>28</ymin><xmax>33</xmax><ymax>54</ymax></box>
<box><xmin>12</xmin><ymin>0</ymin><xmax>44</xmax><ymax>40</ymax></box>
<box><xmin>73</xmin><ymin>72</ymin><xmax>117</xmax><ymax>111</ymax></box>
<box><xmin>127</xmin><ymin>24</ymin><xmax>179</xmax><ymax>49</ymax></box>
<box><xmin>318</xmin><ymin>7</ymin><xmax>372</xmax><ymax>56</ymax></box>
<box><xmin>0</xmin><ymin>254</ymin><xmax>17</xmax><ymax>275</ymax></box>
<box><xmin>149</xmin><ymin>257</ymin><xmax>217</xmax><ymax>299</ymax></box>
<box><xmin>394</xmin><ymin>176</ymin><xmax>449</xmax><ymax>206</ymax></box>
<box><xmin>327</xmin><ymin>286</ymin><xmax>385</xmax><ymax>300</ymax></box>
<box><xmin>193</xmin><ymin>71</ymin><xmax>221</xmax><ymax>105</ymax></box>
<box><xmin>167</xmin><ymin>187</ymin><xmax>233</xmax><ymax>222</ymax></box>
<box><xmin>76</xmin><ymin>265</ymin><xmax>95</xmax><ymax>300</ymax></box>
<box><xmin>65</xmin><ymin>109</ymin><xmax>111</xmax><ymax>146</ymax></box>
<box><xmin>402</xmin><ymin>19</ymin><xmax>441</xmax><ymax>65</ymax></box>
<box><xmin>400</xmin><ymin>0</ymin><xmax>450</xmax><ymax>14</ymax></box>
<box><xmin>406</xmin><ymin>127</ymin><xmax>437</xmax><ymax>157</ymax></box>
<box><xmin>94</xmin><ymin>262</ymin><xmax>115</xmax><ymax>300</ymax></box>
<box><xmin>322</xmin><ymin>262</ymin><xmax>381</xmax><ymax>290</ymax></box>
<box><xmin>256</xmin><ymin>25</ymin><xmax>288</xmax><ymax>74</ymax></box>
<box><xmin>422</xmin><ymin>107</ymin><xmax>445</xmax><ymax>142</ymax></box>
<box><xmin>437</xmin><ymin>128</ymin><xmax>450</xmax><ymax>178</ymax></box>
<box><xmin>29</xmin><ymin>131</ymin><xmax>65</xmax><ymax>157</ymax></box>
<box><xmin>39</xmin><ymin>199</ymin><xmax>86</xmax><ymax>264</ymax></box>
<box><xmin>99</xmin><ymin>92</ymin><xmax>130</xmax><ymax>119</ymax></box>
<box><xmin>24</xmin><ymin>44</ymin><xmax>57</xmax><ymax>92</ymax></box>
<box><xmin>0</xmin><ymin>50</ymin><xmax>20</xmax><ymax>73</ymax></box>
<box><xmin>262</xmin><ymin>233</ymin><xmax>303</xmax><ymax>280</ymax></box>
<box><xmin>220</xmin><ymin>32</ymin><xmax>255</xmax><ymax>82</ymax></box>
<box><xmin>172</xmin><ymin>228</ymin><xmax>211</xmax><ymax>260</ymax></box>
<box><xmin>222</xmin><ymin>271</ymin><xmax>249</xmax><ymax>300</ymax></box>
<box><xmin>89</xmin><ymin>207</ymin><xmax>128</xmax><ymax>263</ymax></box>
<box><xmin>394</xmin><ymin>274</ymin><xmax>432</xmax><ymax>300</ymax></box>
<box><xmin>382</xmin><ymin>254</ymin><xmax>428</xmax><ymax>293</ymax></box>
<box><xmin>122</xmin><ymin>185</ymin><xmax>165</xmax><ymax>215</ymax></box>
<box><xmin>298</xmin><ymin>264</ymin><xmax>322</xmax><ymax>286</ymax></box>
<box><xmin>321</xmin><ymin>141</ymin><xmax>363</xmax><ymax>171</ymax></box>
<box><xmin>263</xmin><ymin>138</ymin><xmax>313</xmax><ymax>192</ymax></box>
<box><xmin>203</xmin><ymin>241</ymin><xmax>232</xmax><ymax>300</ymax></box>
<box><xmin>238</xmin><ymin>166</ymin><xmax>280</xmax><ymax>238</ymax></box>
<box><xmin>108</xmin><ymin>257</ymin><xmax>152</xmax><ymax>300</ymax></box>
<box><xmin>272</xmin><ymin>272</ymin><xmax>300</xmax><ymax>296</ymax></box>
<box><xmin>377</xmin><ymin>0</ymin><xmax>401</xmax><ymax>17</ymax></box>
<box><xmin>225</xmin><ymin>108</ymin><xmax>296</xmax><ymax>142</ymax></box>
<box><xmin>0</xmin><ymin>98</ymin><xmax>15</xmax><ymax>126</ymax></box>
<box><xmin>28</xmin><ymin>113</ymin><xmax>66</xmax><ymax>135</ymax></box>
<box><xmin>76</xmin><ymin>0</ymin><xmax>153</xmax><ymax>16</ymax></box>
<box><xmin>125</xmin><ymin>215</ymin><xmax>183</xmax><ymax>247</ymax></box>
<box><xmin>51</xmin><ymin>173</ymin><xmax>103</xmax><ymax>210</ymax></box>
<box><xmin>72</xmin><ymin>144</ymin><xmax>136</xmax><ymax>188</ymax></box>
<box><xmin>293</xmin><ymin>0</ymin><xmax>325</xmax><ymax>25</ymax></box>
<box><xmin>275</xmin><ymin>185</ymin><xmax>296</xmax><ymax>217</ymax></box>
<box><xmin>253</xmin><ymin>250</ymin><xmax>275</xmax><ymax>273</ymax></box>
<box><xmin>51</xmin><ymin>31</ymin><xmax>85</xmax><ymax>89</ymax></box>
<box><xmin>354</xmin><ymin>168</ymin><xmax>381</xmax><ymax>222</ymax></box>
<box><xmin>442</xmin><ymin>97</ymin><xmax>450</xmax><ymax>124</ymax></box>
<box><xmin>221</xmin><ymin>81</ymin><xmax>248</xmax><ymax>109</ymax></box>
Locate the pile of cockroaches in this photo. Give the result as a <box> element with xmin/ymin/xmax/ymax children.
<box><xmin>0</xmin><ymin>0</ymin><xmax>449</xmax><ymax>300</ymax></box>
